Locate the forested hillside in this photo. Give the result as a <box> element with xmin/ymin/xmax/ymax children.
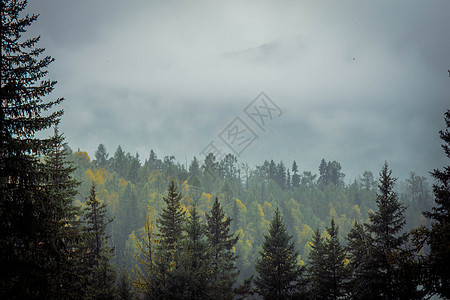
<box><xmin>2</xmin><ymin>1</ymin><xmax>449</xmax><ymax>299</ymax></box>
<box><xmin>69</xmin><ymin>144</ymin><xmax>434</xmax><ymax>284</ymax></box>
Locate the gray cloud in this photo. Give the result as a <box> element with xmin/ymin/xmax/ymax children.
<box><xmin>27</xmin><ymin>0</ymin><xmax>449</xmax><ymax>180</ymax></box>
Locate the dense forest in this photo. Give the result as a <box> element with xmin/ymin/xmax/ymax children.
<box><xmin>1</xmin><ymin>1</ymin><xmax>450</xmax><ymax>299</ymax></box>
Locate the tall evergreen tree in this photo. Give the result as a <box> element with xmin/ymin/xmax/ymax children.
<box><xmin>327</xmin><ymin>161</ymin><xmax>345</xmax><ymax>187</ymax></box>
<box><xmin>364</xmin><ymin>162</ymin><xmax>411</xmax><ymax>299</ymax></box>
<box><xmin>112</xmin><ymin>146</ymin><xmax>127</xmax><ymax>177</ymax></box>
<box><xmin>83</xmin><ymin>183</ymin><xmax>117</xmax><ymax>299</ymax></box>
<box><xmin>307</xmin><ymin>229</ymin><xmax>327</xmax><ymax>298</ymax></box>
<box><xmin>361</xmin><ymin>170</ymin><xmax>375</xmax><ymax>191</ymax></box>
<box><xmin>205</xmin><ymin>197</ymin><xmax>239</xmax><ymax>299</ymax></box>
<box><xmin>255</xmin><ymin>208</ymin><xmax>304</xmax><ymax>299</ymax></box>
<box><xmin>157</xmin><ymin>180</ymin><xmax>185</xmax><ymax>252</ymax></box>
<box><xmin>413</xmin><ymin>109</ymin><xmax>450</xmax><ymax>298</ymax></box>
<box><xmin>94</xmin><ymin>144</ymin><xmax>109</xmax><ymax>168</ymax></box>
<box><xmin>276</xmin><ymin>161</ymin><xmax>286</xmax><ymax>189</ymax></box>
<box><xmin>0</xmin><ymin>1</ymin><xmax>66</xmax><ymax>297</ymax></box>
<box><xmin>42</xmin><ymin>127</ymin><xmax>84</xmax><ymax>298</ymax></box>
<box><xmin>189</xmin><ymin>156</ymin><xmax>201</xmax><ymax>179</ymax></box>
<box><xmin>346</xmin><ymin>221</ymin><xmax>373</xmax><ymax>299</ymax></box>
<box><xmin>151</xmin><ymin>180</ymin><xmax>186</xmax><ymax>298</ymax></box>
<box><xmin>291</xmin><ymin>161</ymin><xmax>300</xmax><ymax>188</ymax></box>
<box><xmin>175</xmin><ymin>203</ymin><xmax>210</xmax><ymax>299</ymax></box>
<box><xmin>321</xmin><ymin>220</ymin><xmax>349</xmax><ymax>300</ymax></box>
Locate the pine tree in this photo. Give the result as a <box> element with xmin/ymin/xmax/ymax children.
<box><xmin>291</xmin><ymin>161</ymin><xmax>300</xmax><ymax>188</ymax></box>
<box><xmin>151</xmin><ymin>180</ymin><xmax>186</xmax><ymax>298</ymax></box>
<box><xmin>307</xmin><ymin>229</ymin><xmax>327</xmax><ymax>298</ymax></box>
<box><xmin>318</xmin><ymin>158</ymin><xmax>329</xmax><ymax>186</ymax></box>
<box><xmin>255</xmin><ymin>208</ymin><xmax>304</xmax><ymax>299</ymax></box>
<box><xmin>413</xmin><ymin>110</ymin><xmax>450</xmax><ymax>298</ymax></box>
<box><xmin>0</xmin><ymin>1</ymin><xmax>66</xmax><ymax>297</ymax></box>
<box><xmin>346</xmin><ymin>221</ymin><xmax>373</xmax><ymax>299</ymax></box>
<box><xmin>83</xmin><ymin>183</ymin><xmax>117</xmax><ymax>299</ymax></box>
<box><xmin>205</xmin><ymin>197</ymin><xmax>239</xmax><ymax>299</ymax></box>
<box><xmin>361</xmin><ymin>170</ymin><xmax>375</xmax><ymax>191</ymax></box>
<box><xmin>112</xmin><ymin>146</ymin><xmax>127</xmax><ymax>177</ymax></box>
<box><xmin>189</xmin><ymin>156</ymin><xmax>201</xmax><ymax>179</ymax></box>
<box><xmin>322</xmin><ymin>220</ymin><xmax>349</xmax><ymax>300</ymax></box>
<box><xmin>364</xmin><ymin>162</ymin><xmax>410</xmax><ymax>299</ymax></box>
<box><xmin>276</xmin><ymin>161</ymin><xmax>286</xmax><ymax>189</ymax></box>
<box><xmin>175</xmin><ymin>203</ymin><xmax>210</xmax><ymax>299</ymax></box>
<box><xmin>42</xmin><ymin>127</ymin><xmax>85</xmax><ymax>298</ymax></box>
<box><xmin>94</xmin><ymin>144</ymin><xmax>109</xmax><ymax>168</ymax></box>
<box><xmin>116</xmin><ymin>183</ymin><xmax>138</xmax><ymax>267</ymax></box>
<box><xmin>157</xmin><ymin>180</ymin><xmax>185</xmax><ymax>252</ymax></box>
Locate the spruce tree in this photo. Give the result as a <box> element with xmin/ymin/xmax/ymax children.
<box><xmin>0</xmin><ymin>1</ymin><xmax>66</xmax><ymax>297</ymax></box>
<box><xmin>255</xmin><ymin>207</ymin><xmax>304</xmax><ymax>299</ymax></box>
<box><xmin>83</xmin><ymin>183</ymin><xmax>117</xmax><ymax>299</ymax></box>
<box><xmin>346</xmin><ymin>221</ymin><xmax>373</xmax><ymax>299</ymax></box>
<box><xmin>321</xmin><ymin>220</ymin><xmax>349</xmax><ymax>300</ymax></box>
<box><xmin>42</xmin><ymin>127</ymin><xmax>84</xmax><ymax>298</ymax></box>
<box><xmin>157</xmin><ymin>180</ymin><xmax>185</xmax><ymax>252</ymax></box>
<box><xmin>291</xmin><ymin>161</ymin><xmax>300</xmax><ymax>188</ymax></box>
<box><xmin>175</xmin><ymin>203</ymin><xmax>210</xmax><ymax>299</ymax></box>
<box><xmin>205</xmin><ymin>196</ymin><xmax>239</xmax><ymax>299</ymax></box>
<box><xmin>307</xmin><ymin>229</ymin><xmax>327</xmax><ymax>298</ymax></box>
<box><xmin>151</xmin><ymin>180</ymin><xmax>186</xmax><ymax>298</ymax></box>
<box><xmin>365</xmin><ymin>162</ymin><xmax>410</xmax><ymax>299</ymax></box>
<box><xmin>413</xmin><ymin>110</ymin><xmax>450</xmax><ymax>298</ymax></box>
<box><xmin>94</xmin><ymin>144</ymin><xmax>109</xmax><ymax>168</ymax></box>
<box><xmin>318</xmin><ymin>158</ymin><xmax>329</xmax><ymax>186</ymax></box>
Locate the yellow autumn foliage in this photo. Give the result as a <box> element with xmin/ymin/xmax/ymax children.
<box><xmin>258</xmin><ymin>203</ymin><xmax>264</xmax><ymax>217</ymax></box>
<box><xmin>236</xmin><ymin>199</ymin><xmax>247</xmax><ymax>212</ymax></box>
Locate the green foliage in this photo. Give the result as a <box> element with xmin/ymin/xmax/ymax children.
<box><xmin>346</xmin><ymin>221</ymin><xmax>373</xmax><ymax>299</ymax></box>
<box><xmin>83</xmin><ymin>183</ymin><xmax>117</xmax><ymax>298</ymax></box>
<box><xmin>0</xmin><ymin>1</ymin><xmax>74</xmax><ymax>297</ymax></box>
<box><xmin>118</xmin><ymin>270</ymin><xmax>134</xmax><ymax>300</ymax></box>
<box><xmin>175</xmin><ymin>203</ymin><xmax>210</xmax><ymax>299</ymax></box>
<box><xmin>205</xmin><ymin>197</ymin><xmax>239</xmax><ymax>299</ymax></box>
<box><xmin>413</xmin><ymin>109</ymin><xmax>450</xmax><ymax>298</ymax></box>
<box><xmin>363</xmin><ymin>162</ymin><xmax>411</xmax><ymax>298</ymax></box>
<box><xmin>255</xmin><ymin>208</ymin><xmax>304</xmax><ymax>299</ymax></box>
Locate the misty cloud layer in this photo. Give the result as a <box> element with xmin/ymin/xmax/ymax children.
<box><xmin>28</xmin><ymin>0</ymin><xmax>449</xmax><ymax>180</ymax></box>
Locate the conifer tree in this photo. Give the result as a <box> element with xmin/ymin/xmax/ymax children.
<box><xmin>291</xmin><ymin>161</ymin><xmax>300</xmax><ymax>188</ymax></box>
<box><xmin>307</xmin><ymin>229</ymin><xmax>327</xmax><ymax>298</ymax></box>
<box><xmin>322</xmin><ymin>220</ymin><xmax>349</xmax><ymax>299</ymax></box>
<box><xmin>157</xmin><ymin>180</ymin><xmax>185</xmax><ymax>253</ymax></box>
<box><xmin>205</xmin><ymin>197</ymin><xmax>239</xmax><ymax>299</ymax></box>
<box><xmin>413</xmin><ymin>110</ymin><xmax>450</xmax><ymax>298</ymax></box>
<box><xmin>346</xmin><ymin>221</ymin><xmax>373</xmax><ymax>299</ymax></box>
<box><xmin>175</xmin><ymin>203</ymin><xmax>210</xmax><ymax>299</ymax></box>
<box><xmin>255</xmin><ymin>208</ymin><xmax>304</xmax><ymax>299</ymax></box>
<box><xmin>94</xmin><ymin>144</ymin><xmax>109</xmax><ymax>168</ymax></box>
<box><xmin>151</xmin><ymin>180</ymin><xmax>186</xmax><ymax>298</ymax></box>
<box><xmin>0</xmin><ymin>1</ymin><xmax>66</xmax><ymax>297</ymax></box>
<box><xmin>83</xmin><ymin>183</ymin><xmax>117</xmax><ymax>299</ymax></box>
<box><xmin>42</xmin><ymin>127</ymin><xmax>85</xmax><ymax>298</ymax></box>
<box><xmin>364</xmin><ymin>162</ymin><xmax>411</xmax><ymax>299</ymax></box>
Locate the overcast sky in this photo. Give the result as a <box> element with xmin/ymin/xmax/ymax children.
<box><xmin>28</xmin><ymin>0</ymin><xmax>449</xmax><ymax>181</ymax></box>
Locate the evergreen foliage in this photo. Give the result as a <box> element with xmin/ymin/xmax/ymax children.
<box><xmin>255</xmin><ymin>208</ymin><xmax>304</xmax><ymax>299</ymax></box>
